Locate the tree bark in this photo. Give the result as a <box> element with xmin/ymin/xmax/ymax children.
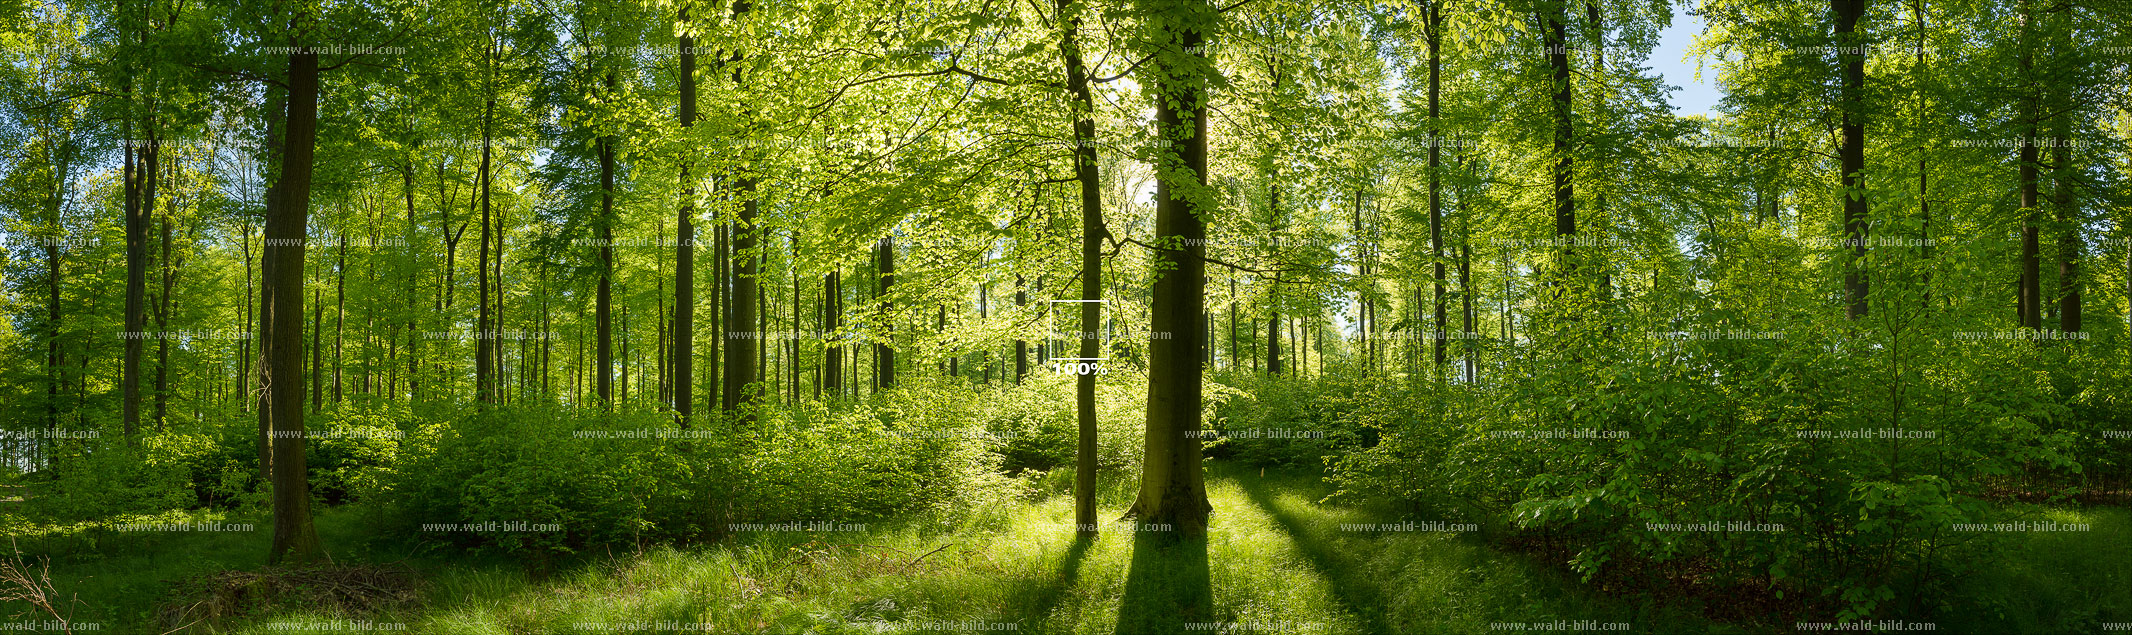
<box><xmin>597</xmin><ymin>72</ymin><xmax>617</xmax><ymax>410</ymax></box>
<box><xmin>674</xmin><ymin>1</ymin><xmax>698</xmax><ymax>426</ymax></box>
<box><xmin>1837</xmin><ymin>0</ymin><xmax>1869</xmax><ymax>320</ymax></box>
<box><xmin>824</xmin><ymin>270</ymin><xmax>842</xmax><ymax>395</ymax></box>
<box><xmin>1429</xmin><ymin>1</ymin><xmax>1446</xmax><ymax>370</ymax></box>
<box><xmin>264</xmin><ymin>50</ymin><xmax>324</xmax><ymax>565</ymax></box>
<box><xmin>2053</xmin><ymin>130</ymin><xmax>2079</xmax><ymax>332</ymax></box>
<box><xmin>723</xmin><ymin>0</ymin><xmax>759</xmax><ymax>423</ymax></box>
<box><xmin>122</xmin><ymin>124</ymin><xmax>153</xmax><ymax>443</ymax></box>
<box><xmin>1015</xmin><ymin>274</ymin><xmax>1028</xmax><ymax>384</ymax></box>
<box><xmin>1546</xmin><ymin>0</ymin><xmax>1575</xmax><ymax>279</ymax></box>
<box><xmin>875</xmin><ymin>236</ymin><xmax>895</xmax><ymax>389</ymax></box>
<box><xmin>1128</xmin><ymin>0</ymin><xmax>1212</xmax><ymax>537</ymax></box>
<box><xmin>1060</xmin><ymin>0</ymin><xmax>1105</xmax><ymax>538</ymax></box>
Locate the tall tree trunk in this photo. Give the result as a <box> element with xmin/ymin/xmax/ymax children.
<box><xmin>1545</xmin><ymin>0</ymin><xmax>1576</xmax><ymax>283</ymax></box>
<box><xmin>597</xmin><ymin>74</ymin><xmax>617</xmax><ymax>410</ymax></box>
<box><xmin>312</xmin><ymin>272</ymin><xmax>322</xmax><ymax>413</ymax></box>
<box><xmin>122</xmin><ymin>124</ymin><xmax>153</xmax><ymax>443</ymax></box>
<box><xmin>1428</xmin><ymin>1</ymin><xmax>1446</xmax><ymax>370</ymax></box>
<box><xmin>264</xmin><ymin>50</ymin><xmax>324</xmax><ymax>566</ymax></box>
<box><xmin>1060</xmin><ymin>0</ymin><xmax>1105</xmax><ymax>538</ymax></box>
<box><xmin>1015</xmin><ymin>274</ymin><xmax>1028</xmax><ymax>384</ymax></box>
<box><xmin>154</xmin><ymin>203</ymin><xmax>175</xmax><ymax>430</ymax></box>
<box><xmin>673</xmin><ymin>1</ymin><xmax>698</xmax><ymax>426</ymax></box>
<box><xmin>2018</xmin><ymin>32</ymin><xmax>2041</xmax><ymax>330</ymax></box>
<box><xmin>1266</xmin><ymin>309</ymin><xmax>1281</xmax><ymax>376</ymax></box>
<box><xmin>475</xmin><ymin>81</ymin><xmax>497</xmax><ymax>404</ymax></box>
<box><xmin>403</xmin><ymin>161</ymin><xmax>418</xmax><ymax>403</ymax></box>
<box><xmin>240</xmin><ymin>222</ymin><xmax>254</xmax><ymax>413</ymax></box>
<box><xmin>1837</xmin><ymin>0</ymin><xmax>1870</xmax><ymax>320</ymax></box>
<box><xmin>1226</xmin><ymin>275</ymin><xmax>1238</xmax><ymax>372</ymax></box>
<box><xmin>1128</xmin><ymin>0</ymin><xmax>1212</xmax><ymax>536</ymax></box>
<box><xmin>876</xmin><ymin>236</ymin><xmax>895</xmax><ymax>388</ymax></box>
<box><xmin>250</xmin><ymin>84</ymin><xmax>285</xmax><ymax>482</ymax></box>
<box><xmin>824</xmin><ymin>270</ymin><xmax>841</xmax><ymax>395</ymax></box>
<box><xmin>2054</xmin><ymin>130</ymin><xmax>2079</xmax><ymax>332</ymax></box>
<box><xmin>711</xmin><ymin>212</ymin><xmax>724</xmax><ymax>413</ymax></box>
<box><xmin>334</xmin><ymin>235</ymin><xmax>346</xmax><ymax>404</ymax></box>
<box><xmin>1460</xmin><ymin>235</ymin><xmax>1474</xmax><ymax>382</ymax></box>
<box><xmin>724</xmin><ymin>0</ymin><xmax>760</xmax><ymax>424</ymax></box>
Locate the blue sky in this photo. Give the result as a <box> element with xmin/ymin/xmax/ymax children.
<box><xmin>1649</xmin><ymin>9</ymin><xmax>1721</xmax><ymax>118</ymax></box>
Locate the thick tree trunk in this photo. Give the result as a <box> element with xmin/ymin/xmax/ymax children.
<box><xmin>264</xmin><ymin>50</ymin><xmax>323</xmax><ymax>566</ymax></box>
<box><xmin>724</xmin><ymin>135</ymin><xmax>758</xmax><ymax>419</ymax></box>
<box><xmin>1266</xmin><ymin>312</ymin><xmax>1281</xmax><ymax>376</ymax></box>
<box><xmin>723</xmin><ymin>0</ymin><xmax>759</xmax><ymax>425</ymax></box>
<box><xmin>123</xmin><ymin>127</ymin><xmax>153</xmax><ymax>443</ymax></box>
<box><xmin>1128</xmin><ymin>0</ymin><xmax>1212</xmax><ymax>537</ymax></box>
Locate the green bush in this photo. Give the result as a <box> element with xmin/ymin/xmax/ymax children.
<box><xmin>977</xmin><ymin>370</ymin><xmax>1149</xmax><ymax>476</ymax></box>
<box><xmin>1330</xmin><ymin>311</ymin><xmax>2105</xmax><ymax>621</ymax></box>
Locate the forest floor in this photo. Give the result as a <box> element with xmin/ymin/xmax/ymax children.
<box><xmin>9</xmin><ymin>463</ymin><xmax>2129</xmax><ymax>634</ymax></box>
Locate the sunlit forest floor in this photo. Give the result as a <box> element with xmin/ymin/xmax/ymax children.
<box><xmin>13</xmin><ymin>463</ymin><xmax>2130</xmax><ymax>634</ymax></box>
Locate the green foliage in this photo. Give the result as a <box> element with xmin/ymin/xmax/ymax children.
<box><xmin>21</xmin><ymin>434</ymin><xmax>200</xmax><ymax>523</ymax></box>
<box><xmin>1330</xmin><ymin>319</ymin><xmax>2125</xmax><ymax>621</ymax></box>
<box><xmin>980</xmin><ymin>370</ymin><xmax>1149</xmax><ymax>476</ymax></box>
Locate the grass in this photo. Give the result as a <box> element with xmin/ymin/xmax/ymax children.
<box><xmin>1934</xmin><ymin>505</ymin><xmax>2132</xmax><ymax>633</ymax></box>
<box><xmin>5</xmin><ymin>464</ymin><xmax>2129</xmax><ymax>634</ymax></box>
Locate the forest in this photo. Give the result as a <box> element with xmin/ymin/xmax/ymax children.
<box><xmin>1</xmin><ymin>0</ymin><xmax>2130</xmax><ymax>632</ymax></box>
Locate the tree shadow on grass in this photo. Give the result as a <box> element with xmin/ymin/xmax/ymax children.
<box><xmin>1016</xmin><ymin>535</ymin><xmax>1096</xmax><ymax>633</ymax></box>
<box><xmin>1231</xmin><ymin>470</ymin><xmax>1391</xmax><ymax>634</ymax></box>
<box><xmin>1112</xmin><ymin>529</ymin><xmax>1211</xmax><ymax>635</ymax></box>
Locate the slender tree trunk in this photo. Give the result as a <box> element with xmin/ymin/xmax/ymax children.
<box><xmin>1060</xmin><ymin>0</ymin><xmax>1106</xmax><ymax>538</ymax></box>
<box><xmin>475</xmin><ymin>80</ymin><xmax>497</xmax><ymax>404</ymax></box>
<box><xmin>240</xmin><ymin>222</ymin><xmax>254</xmax><ymax>413</ymax></box>
<box><xmin>1015</xmin><ymin>274</ymin><xmax>1028</xmax><ymax>384</ymax></box>
<box><xmin>1227</xmin><ymin>275</ymin><xmax>1238</xmax><ymax>372</ymax></box>
<box><xmin>674</xmin><ymin>2</ymin><xmax>698</xmax><ymax>426</ymax></box>
<box><xmin>334</xmin><ymin>235</ymin><xmax>345</xmax><ymax>404</ymax></box>
<box><xmin>876</xmin><ymin>236</ymin><xmax>895</xmax><ymax>388</ymax></box>
<box><xmin>1429</xmin><ymin>1</ymin><xmax>1446</xmax><ymax>370</ymax></box>
<box><xmin>824</xmin><ymin>270</ymin><xmax>842</xmax><ymax>395</ymax></box>
<box><xmin>1460</xmin><ymin>236</ymin><xmax>1474</xmax><ymax>382</ymax></box>
<box><xmin>2053</xmin><ymin>140</ymin><xmax>2079</xmax><ymax>332</ymax></box>
<box><xmin>154</xmin><ymin>206</ymin><xmax>175</xmax><ymax>430</ymax></box>
<box><xmin>403</xmin><ymin>162</ymin><xmax>418</xmax><ymax>403</ymax></box>
<box><xmin>1837</xmin><ymin>0</ymin><xmax>1870</xmax><ymax>320</ymax></box>
<box><xmin>1545</xmin><ymin>0</ymin><xmax>1576</xmax><ymax>283</ymax></box>
<box><xmin>597</xmin><ymin>74</ymin><xmax>616</xmax><ymax>410</ymax></box>
<box><xmin>711</xmin><ymin>211</ymin><xmax>724</xmax><ymax>413</ymax></box>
